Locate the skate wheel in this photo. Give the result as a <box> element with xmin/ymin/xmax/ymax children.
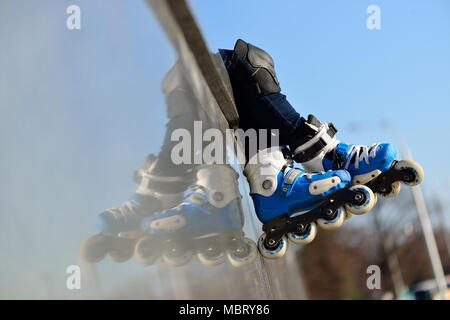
<box><xmin>379</xmin><ymin>181</ymin><xmax>401</xmax><ymax>198</ymax></box>
<box><xmin>394</xmin><ymin>160</ymin><xmax>424</xmax><ymax>186</ymax></box>
<box><xmin>317</xmin><ymin>208</ymin><xmax>345</xmax><ymax>231</ymax></box>
<box><xmin>227</xmin><ymin>238</ymin><xmax>258</xmax><ymax>267</ymax></box>
<box><xmin>108</xmin><ymin>237</ymin><xmax>136</xmax><ymax>263</ymax></box>
<box><xmin>197</xmin><ymin>238</ymin><xmax>226</xmax><ymax>267</ymax></box>
<box><xmin>258</xmin><ymin>233</ymin><xmax>288</xmax><ymax>259</ymax></box>
<box><xmin>79</xmin><ymin>234</ymin><xmax>109</xmax><ymax>264</ymax></box>
<box><xmin>134</xmin><ymin>236</ymin><xmax>160</xmax><ymax>266</ymax></box>
<box><xmin>197</xmin><ymin>250</ymin><xmax>226</xmax><ymax>267</ymax></box>
<box><xmin>161</xmin><ymin>243</ymin><xmax>193</xmax><ymax>267</ymax></box>
<box><xmin>345</xmin><ymin>185</ymin><xmax>375</xmax><ymax>215</ymax></box>
<box><xmin>373</xmin><ymin>193</ymin><xmax>378</xmax><ymax>206</ymax></box>
<box><xmin>288</xmin><ymin>222</ymin><xmax>318</xmax><ymax>245</ymax></box>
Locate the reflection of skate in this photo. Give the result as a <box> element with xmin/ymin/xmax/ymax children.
<box><xmin>80</xmin><ymin>232</ymin><xmax>141</xmax><ymax>264</ymax></box>
<box><xmin>80</xmin><ymin>155</ymin><xmax>186</xmax><ymax>264</ymax></box>
<box><xmin>136</xmin><ymin>219</ymin><xmax>256</xmax><ymax>268</ymax></box>
<box><xmin>292</xmin><ymin>115</ymin><xmax>424</xmax><ymax>199</ymax></box>
<box><xmin>135</xmin><ymin>165</ymin><xmax>258</xmax><ymax>267</ymax></box>
<box><xmin>244</xmin><ymin>147</ymin><xmax>375</xmax><ymax>259</ymax></box>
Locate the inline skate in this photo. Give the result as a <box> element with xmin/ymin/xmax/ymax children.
<box><xmin>244</xmin><ymin>147</ymin><xmax>375</xmax><ymax>259</ymax></box>
<box><xmin>291</xmin><ymin>115</ymin><xmax>424</xmax><ymax>199</ymax></box>
<box><xmin>80</xmin><ymin>154</ymin><xmax>188</xmax><ymax>263</ymax></box>
<box><xmin>134</xmin><ymin>164</ymin><xmax>258</xmax><ymax>268</ymax></box>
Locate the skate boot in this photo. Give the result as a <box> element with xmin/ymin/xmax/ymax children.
<box><xmin>244</xmin><ymin>147</ymin><xmax>375</xmax><ymax>259</ymax></box>
<box><xmin>134</xmin><ymin>164</ymin><xmax>258</xmax><ymax>268</ymax></box>
<box><xmin>291</xmin><ymin>115</ymin><xmax>424</xmax><ymax>199</ymax></box>
<box><xmin>80</xmin><ymin>154</ymin><xmax>188</xmax><ymax>264</ymax></box>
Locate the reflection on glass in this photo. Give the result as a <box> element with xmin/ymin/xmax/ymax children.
<box><xmin>80</xmin><ymin>61</ymin><xmax>257</xmax><ymax>268</ymax></box>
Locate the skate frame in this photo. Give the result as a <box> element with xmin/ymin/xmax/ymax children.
<box><xmin>262</xmin><ymin>188</ymin><xmax>368</xmax><ymax>249</ymax></box>
<box><xmin>366</xmin><ymin>160</ymin><xmax>415</xmax><ymax>195</ymax></box>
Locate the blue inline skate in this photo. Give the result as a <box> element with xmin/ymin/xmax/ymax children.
<box><xmin>134</xmin><ymin>164</ymin><xmax>258</xmax><ymax>268</ymax></box>
<box><xmin>291</xmin><ymin>115</ymin><xmax>424</xmax><ymax>199</ymax></box>
<box><xmin>79</xmin><ymin>154</ymin><xmax>188</xmax><ymax>264</ymax></box>
<box><xmin>244</xmin><ymin>147</ymin><xmax>375</xmax><ymax>259</ymax></box>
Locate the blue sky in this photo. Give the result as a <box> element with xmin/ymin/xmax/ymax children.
<box><xmin>0</xmin><ymin>0</ymin><xmax>449</xmax><ymax>298</ymax></box>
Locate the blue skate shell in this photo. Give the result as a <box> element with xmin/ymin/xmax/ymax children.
<box><xmin>140</xmin><ymin>192</ymin><xmax>244</xmax><ymax>234</ymax></box>
<box><xmin>252</xmin><ymin>169</ymin><xmax>351</xmax><ymax>223</ymax></box>
<box><xmin>323</xmin><ymin>143</ymin><xmax>397</xmax><ymax>177</ymax></box>
<box><xmin>96</xmin><ymin>194</ymin><xmax>157</xmax><ymax>236</ymax></box>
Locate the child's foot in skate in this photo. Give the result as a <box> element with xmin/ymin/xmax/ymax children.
<box><xmin>244</xmin><ymin>147</ymin><xmax>375</xmax><ymax>259</ymax></box>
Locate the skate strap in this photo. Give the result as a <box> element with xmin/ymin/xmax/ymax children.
<box><xmin>332</xmin><ymin>143</ymin><xmax>351</xmax><ymax>169</ymax></box>
<box><xmin>294</xmin><ymin>123</ymin><xmax>337</xmax><ymax>163</ymax></box>
<box><xmin>184</xmin><ymin>192</ymin><xmax>212</xmax><ymax>211</ymax></box>
<box><xmin>280</xmin><ymin>169</ymin><xmax>302</xmax><ymax>197</ymax></box>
